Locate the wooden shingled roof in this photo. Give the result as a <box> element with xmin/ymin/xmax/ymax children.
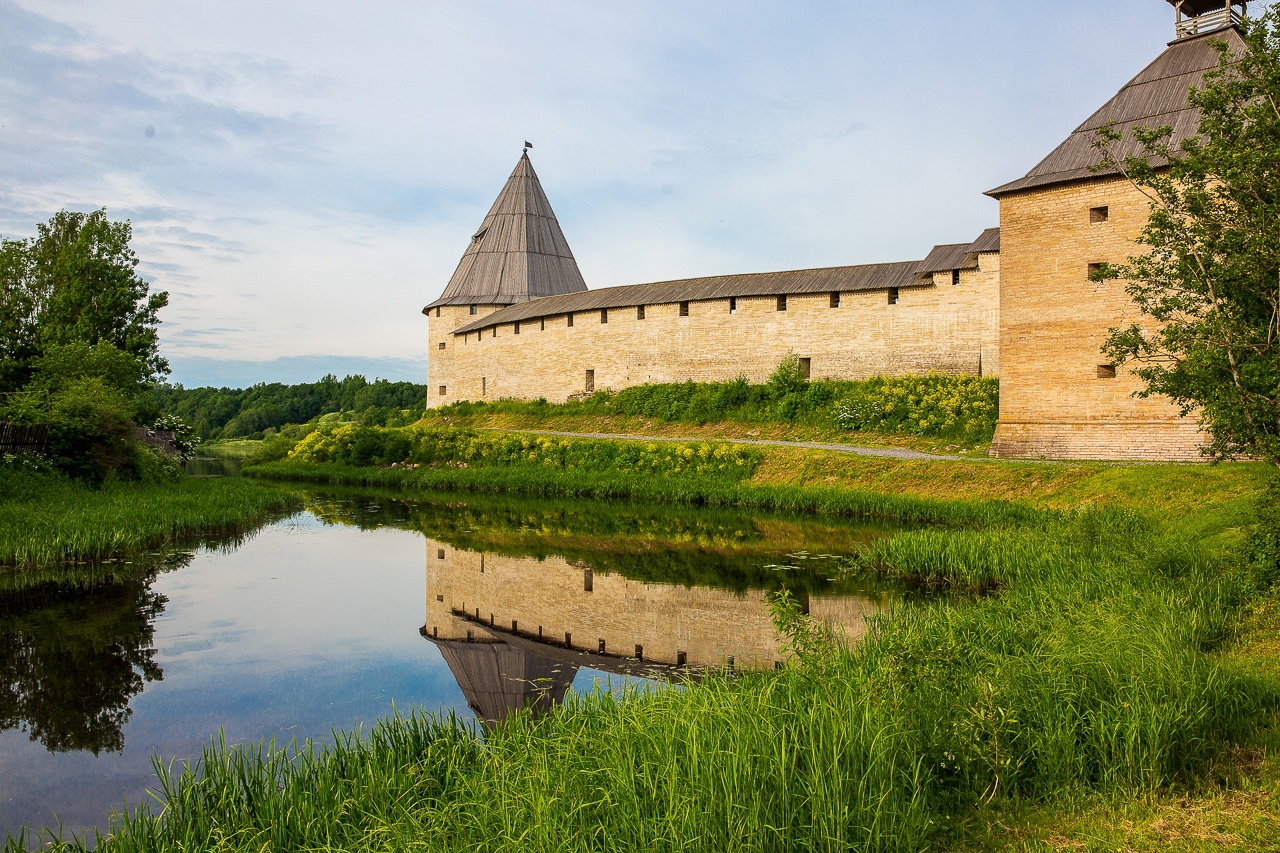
<box><xmin>916</xmin><ymin>227</ymin><xmax>1000</xmax><ymax>276</ymax></box>
<box><xmin>451</xmin><ymin>228</ymin><xmax>997</xmax><ymax>336</ymax></box>
<box><xmin>425</xmin><ymin>151</ymin><xmax>587</xmax><ymax>311</ymax></box>
<box><xmin>987</xmin><ymin>26</ymin><xmax>1244</xmax><ymax>198</ymax></box>
<box><xmin>1171</xmin><ymin>0</ymin><xmax>1244</xmax><ymax>17</ymax></box>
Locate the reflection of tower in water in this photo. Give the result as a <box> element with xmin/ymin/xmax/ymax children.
<box><xmin>429</xmin><ymin>637</ymin><xmax>577</xmax><ymax>726</ymax></box>
<box><xmin>422</xmin><ymin>537</ymin><xmax>882</xmax><ymax>724</ymax></box>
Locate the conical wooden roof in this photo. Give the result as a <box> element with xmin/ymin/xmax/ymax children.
<box><xmin>426</xmin><ymin>151</ymin><xmax>588</xmax><ymax>310</ymax></box>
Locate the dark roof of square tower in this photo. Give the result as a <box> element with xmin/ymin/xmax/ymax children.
<box><xmin>986</xmin><ymin>26</ymin><xmax>1245</xmax><ymax>198</ymax></box>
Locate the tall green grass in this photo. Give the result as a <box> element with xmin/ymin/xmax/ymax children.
<box><xmin>0</xmin><ymin>467</ymin><xmax>296</xmax><ymax>569</ymax></box>
<box><xmin>859</xmin><ymin>513</ymin><xmax>1272</xmax><ymax>805</ymax></box>
<box><xmin>65</xmin><ymin>672</ymin><xmax>930</xmax><ymax>853</ymax></box>
<box><xmin>18</xmin><ymin>502</ymin><xmax>1272</xmax><ymax>853</ymax></box>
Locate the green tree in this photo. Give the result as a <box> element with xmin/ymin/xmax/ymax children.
<box><xmin>0</xmin><ymin>209</ymin><xmax>168</xmax><ymax>391</ymax></box>
<box><xmin>0</xmin><ymin>239</ymin><xmax>38</xmax><ymax>390</ymax></box>
<box><xmin>1095</xmin><ymin>13</ymin><xmax>1280</xmax><ymax>465</ymax></box>
<box><xmin>26</xmin><ymin>340</ymin><xmax>149</xmax><ymax>398</ymax></box>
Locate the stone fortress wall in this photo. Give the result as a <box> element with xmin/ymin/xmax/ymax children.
<box><xmin>422</xmin><ymin>9</ymin><xmax>1241</xmax><ymax>462</ymax></box>
<box><xmin>427</xmin><ymin>253</ymin><xmax>1000</xmax><ymax>407</ymax></box>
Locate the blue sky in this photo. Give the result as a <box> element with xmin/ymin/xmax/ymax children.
<box><xmin>0</xmin><ymin>0</ymin><xmax>1244</xmax><ymax>387</ymax></box>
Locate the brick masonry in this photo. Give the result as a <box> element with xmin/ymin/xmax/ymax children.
<box><xmin>427</xmin><ymin>256</ymin><xmax>1000</xmax><ymax>407</ymax></box>
<box><xmin>423</xmin><ymin>176</ymin><xmax>1207</xmax><ymax>463</ymax></box>
<box><xmin>991</xmin><ymin>177</ymin><xmax>1204</xmax><ymax>461</ymax></box>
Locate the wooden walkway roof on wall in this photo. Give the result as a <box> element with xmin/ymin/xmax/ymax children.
<box><xmin>451</xmin><ymin>228</ymin><xmax>997</xmax><ymax>336</ymax></box>
<box><xmin>916</xmin><ymin>227</ymin><xmax>1000</xmax><ymax>275</ymax></box>
<box><xmin>987</xmin><ymin>27</ymin><xmax>1244</xmax><ymax>198</ymax></box>
<box><xmin>425</xmin><ymin>151</ymin><xmax>588</xmax><ymax>311</ymax></box>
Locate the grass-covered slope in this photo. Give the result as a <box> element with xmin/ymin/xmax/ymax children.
<box><xmin>0</xmin><ymin>466</ymin><xmax>295</xmax><ymax>569</ymax></box>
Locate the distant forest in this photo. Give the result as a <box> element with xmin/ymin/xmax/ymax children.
<box><xmin>153</xmin><ymin>375</ymin><xmax>427</xmax><ymax>440</ymax></box>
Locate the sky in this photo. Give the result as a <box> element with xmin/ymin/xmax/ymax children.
<box><xmin>0</xmin><ymin>0</ymin><xmax>1249</xmax><ymax>387</ymax></box>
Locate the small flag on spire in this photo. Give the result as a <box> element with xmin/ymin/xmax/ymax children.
<box><xmin>524</xmin><ymin>140</ymin><xmax>533</xmax><ymax>149</ymax></box>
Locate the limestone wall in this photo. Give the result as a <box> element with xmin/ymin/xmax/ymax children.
<box><xmin>423</xmin><ymin>540</ymin><xmax>879</xmax><ymax>672</ymax></box>
<box><xmin>991</xmin><ymin>178</ymin><xmax>1203</xmax><ymax>460</ymax></box>
<box><xmin>426</xmin><ymin>304</ymin><xmax>504</xmax><ymax>405</ymax></box>
<box><xmin>425</xmin><ymin>256</ymin><xmax>999</xmax><ymax>408</ymax></box>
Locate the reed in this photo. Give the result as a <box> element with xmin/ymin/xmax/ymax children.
<box><xmin>70</xmin><ymin>671</ymin><xmax>931</xmax><ymax>853</ymax></box>
<box><xmin>0</xmin><ymin>470</ymin><xmax>296</xmax><ymax>570</ymax></box>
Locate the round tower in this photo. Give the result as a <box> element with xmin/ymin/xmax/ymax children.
<box><xmin>422</xmin><ymin>149</ymin><xmax>588</xmax><ymax>407</ymax></box>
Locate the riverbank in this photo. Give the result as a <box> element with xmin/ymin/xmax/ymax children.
<box><xmin>0</xmin><ymin>466</ymin><xmax>296</xmax><ymax>570</ymax></box>
<box><xmin>245</xmin><ymin>426</ymin><xmax>1270</xmax><ymax>535</ymax></box>
<box><xmin>33</xmin><ymin>428</ymin><xmax>1265</xmax><ymax>852</ymax></box>
<box><xmin>427</xmin><ymin>407</ymin><xmax>995</xmax><ymax>457</ymax></box>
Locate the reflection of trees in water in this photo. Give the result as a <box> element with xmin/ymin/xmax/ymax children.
<box><xmin>0</xmin><ymin>553</ymin><xmax>190</xmax><ymax>755</ymax></box>
<box><xmin>302</xmin><ymin>489</ymin><xmax>891</xmax><ymax>594</ymax></box>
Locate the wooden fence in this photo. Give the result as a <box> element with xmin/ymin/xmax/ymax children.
<box><xmin>134</xmin><ymin>427</ymin><xmax>179</xmax><ymax>456</ymax></box>
<box><xmin>0</xmin><ymin>421</ymin><xmax>51</xmax><ymax>455</ymax></box>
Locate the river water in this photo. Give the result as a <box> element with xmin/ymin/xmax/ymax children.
<box><xmin>0</xmin><ymin>482</ymin><xmax>898</xmax><ymax>841</ymax></box>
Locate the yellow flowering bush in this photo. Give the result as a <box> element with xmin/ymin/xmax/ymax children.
<box><xmin>834</xmin><ymin>374</ymin><xmax>999</xmax><ymax>440</ymax></box>
<box><xmin>289</xmin><ymin>425</ymin><xmax>762</xmax><ymax>480</ymax></box>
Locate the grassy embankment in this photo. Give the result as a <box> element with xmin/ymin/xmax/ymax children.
<box><xmin>0</xmin><ymin>465</ymin><xmax>295</xmax><ymax>571</ymax></box>
<box><xmin>418</xmin><ymin>371</ymin><xmax>1001</xmax><ymax>456</ymax></box>
<box><xmin>211</xmin><ymin>371</ymin><xmax>1003</xmax><ymax>458</ymax></box>
<box><xmin>29</xmin><ymin>420</ymin><xmax>1268</xmax><ymax>853</ymax></box>
<box><xmin>427</xmin><ymin>405</ymin><xmax>987</xmax><ymax>456</ymax></box>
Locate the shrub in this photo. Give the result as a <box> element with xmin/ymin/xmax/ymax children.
<box><xmin>430</xmin><ymin>359</ymin><xmax>1000</xmax><ymax>442</ymax></box>
<box><xmin>44</xmin><ymin>376</ymin><xmax>139</xmax><ymax>481</ymax></box>
<box><xmin>128</xmin><ymin>443</ymin><xmax>184</xmax><ymax>483</ymax></box>
<box><xmin>834</xmin><ymin>374</ymin><xmax>999</xmax><ymax>441</ymax></box>
<box><xmin>150</xmin><ymin>414</ymin><xmax>198</xmax><ymax>460</ymax></box>
<box><xmin>286</xmin><ymin>425</ymin><xmax>762</xmax><ymax>480</ymax></box>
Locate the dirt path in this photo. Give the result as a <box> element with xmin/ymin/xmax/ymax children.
<box><xmin>479</xmin><ymin>427</ymin><xmax>970</xmax><ymax>461</ymax></box>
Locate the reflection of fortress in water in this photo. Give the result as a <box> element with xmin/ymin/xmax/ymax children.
<box><xmin>420</xmin><ymin>537</ymin><xmax>880</xmax><ymax>725</ymax></box>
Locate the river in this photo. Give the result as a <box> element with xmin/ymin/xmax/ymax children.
<box><xmin>0</xmin><ymin>482</ymin><xmax>899</xmax><ymax>841</ymax></box>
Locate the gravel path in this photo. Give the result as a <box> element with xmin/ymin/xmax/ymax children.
<box><xmin>479</xmin><ymin>428</ymin><xmax>969</xmax><ymax>461</ymax></box>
